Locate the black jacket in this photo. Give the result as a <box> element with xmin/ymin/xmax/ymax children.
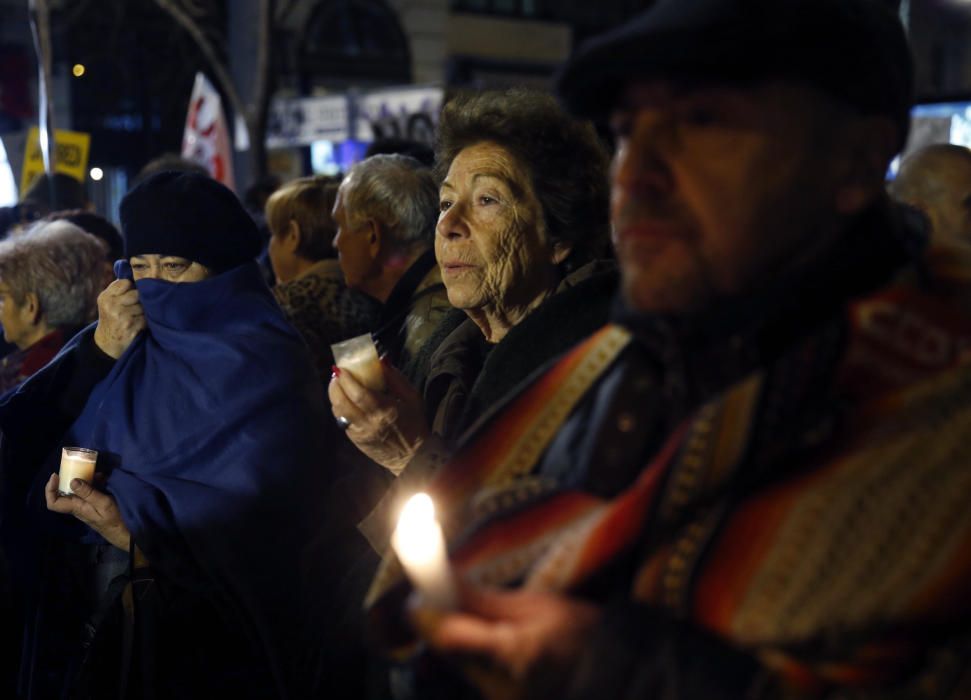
<box><xmin>414</xmin><ymin>260</ymin><xmax>619</xmax><ymax>443</ymax></box>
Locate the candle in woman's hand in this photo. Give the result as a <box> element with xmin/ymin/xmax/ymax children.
<box><xmin>331</xmin><ymin>333</ymin><xmax>386</xmax><ymax>392</ymax></box>
<box><xmin>391</xmin><ymin>493</ymin><xmax>457</xmax><ymax>610</ymax></box>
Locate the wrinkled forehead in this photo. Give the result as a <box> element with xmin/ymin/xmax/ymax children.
<box><xmin>443</xmin><ymin>141</ymin><xmax>533</xmax><ymax>195</ymax></box>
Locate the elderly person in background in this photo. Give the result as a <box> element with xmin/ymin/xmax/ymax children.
<box><xmin>267</xmin><ymin>175</ymin><xmax>383</xmax><ymax>383</ymax></box>
<box><xmin>329</xmin><ymin>88</ymin><xmax>614</xmax><ymax>499</ymax></box>
<box><xmin>890</xmin><ymin>145</ymin><xmax>971</xmax><ymax>309</ymax></box>
<box><xmin>3</xmin><ymin>171</ymin><xmax>332</xmax><ymax>699</ymax></box>
<box><xmin>300</xmin><ymin>159</ymin><xmax>451</xmax><ymax>696</ymax></box>
<box><xmin>332</xmin><ymin>154</ymin><xmax>450</xmax><ymax>371</ymax></box>
<box><xmin>0</xmin><ymin>221</ymin><xmax>107</xmax><ymax>394</ymax></box>
<box><xmin>892</xmin><ymin>144</ymin><xmax>971</xmax><ymax>246</ymax></box>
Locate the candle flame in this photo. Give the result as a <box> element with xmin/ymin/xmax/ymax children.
<box><xmin>401</xmin><ymin>492</ymin><xmax>435</xmax><ymax>523</ymax></box>
<box><xmin>395</xmin><ymin>493</ymin><xmax>440</xmax><ymax>565</ymax></box>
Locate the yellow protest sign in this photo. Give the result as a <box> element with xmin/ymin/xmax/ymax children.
<box><xmin>20</xmin><ymin>127</ymin><xmax>91</xmax><ymax>193</ymax></box>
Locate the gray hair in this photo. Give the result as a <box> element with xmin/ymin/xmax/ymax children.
<box><xmin>341</xmin><ymin>154</ymin><xmax>438</xmax><ymax>251</ymax></box>
<box><xmin>0</xmin><ymin>220</ymin><xmax>107</xmax><ymax>328</ymax></box>
<box><xmin>436</xmin><ymin>88</ymin><xmax>611</xmax><ymax>270</ymax></box>
<box><xmin>891</xmin><ymin>144</ymin><xmax>971</xmax><ymax>203</ymax></box>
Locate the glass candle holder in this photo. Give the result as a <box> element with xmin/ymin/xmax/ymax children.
<box><xmin>58</xmin><ymin>447</ymin><xmax>98</xmax><ymax>496</ymax></box>
<box><xmin>331</xmin><ymin>333</ymin><xmax>386</xmax><ymax>392</ymax></box>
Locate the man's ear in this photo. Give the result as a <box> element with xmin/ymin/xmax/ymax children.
<box><xmin>834</xmin><ymin>116</ymin><xmax>899</xmax><ymax>216</ymax></box>
<box><xmin>366</xmin><ymin>219</ymin><xmax>383</xmax><ymax>259</ymax></box>
<box><xmin>23</xmin><ymin>292</ymin><xmax>42</xmax><ymax>325</ymax></box>
<box><xmin>551</xmin><ymin>240</ymin><xmax>573</xmax><ymax>266</ymax></box>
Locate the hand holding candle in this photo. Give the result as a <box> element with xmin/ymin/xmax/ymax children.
<box><xmin>45</xmin><ymin>472</ymin><xmax>133</xmax><ymax>552</ymax></box>
<box><xmin>392</xmin><ymin>493</ymin><xmax>457</xmax><ymax>610</ymax></box>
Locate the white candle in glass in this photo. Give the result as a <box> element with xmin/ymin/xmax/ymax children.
<box><xmin>331</xmin><ymin>333</ymin><xmax>386</xmax><ymax>392</ymax></box>
<box><xmin>391</xmin><ymin>493</ymin><xmax>457</xmax><ymax>610</ymax></box>
<box><xmin>58</xmin><ymin>447</ymin><xmax>98</xmax><ymax>496</ymax></box>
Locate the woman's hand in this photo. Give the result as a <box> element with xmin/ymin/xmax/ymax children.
<box><xmin>45</xmin><ymin>474</ymin><xmax>132</xmax><ymax>552</ymax></box>
<box><xmin>410</xmin><ymin>584</ymin><xmax>602</xmax><ymax>700</ymax></box>
<box><xmin>93</xmin><ymin>278</ymin><xmax>146</xmax><ymax>359</ymax></box>
<box><xmin>328</xmin><ymin>359</ymin><xmax>430</xmax><ymax>475</ymax></box>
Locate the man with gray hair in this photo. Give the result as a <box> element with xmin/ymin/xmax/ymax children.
<box><xmin>892</xmin><ymin>143</ymin><xmax>971</xmax><ymax>246</ymax></box>
<box><xmin>333</xmin><ymin>153</ymin><xmax>450</xmax><ymax>370</ymax></box>
<box><xmin>0</xmin><ymin>220</ymin><xmax>108</xmax><ymax>393</ymax></box>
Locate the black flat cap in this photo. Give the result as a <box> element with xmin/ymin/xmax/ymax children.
<box><xmin>121</xmin><ymin>171</ymin><xmax>262</xmax><ymax>273</ymax></box>
<box><xmin>556</xmin><ymin>0</ymin><xmax>913</xmax><ymax>149</ymax></box>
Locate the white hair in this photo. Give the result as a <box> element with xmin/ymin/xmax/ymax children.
<box><xmin>0</xmin><ymin>220</ymin><xmax>107</xmax><ymax>328</ymax></box>
<box><xmin>342</xmin><ymin>154</ymin><xmax>438</xmax><ymax>251</ymax></box>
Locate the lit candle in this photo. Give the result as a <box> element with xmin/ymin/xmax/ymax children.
<box><xmin>391</xmin><ymin>493</ymin><xmax>457</xmax><ymax>610</ymax></box>
<box><xmin>58</xmin><ymin>447</ymin><xmax>98</xmax><ymax>496</ymax></box>
<box><xmin>331</xmin><ymin>333</ymin><xmax>386</xmax><ymax>392</ymax></box>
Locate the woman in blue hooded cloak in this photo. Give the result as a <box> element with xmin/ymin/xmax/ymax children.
<box><xmin>8</xmin><ymin>171</ymin><xmax>335</xmax><ymax>699</ymax></box>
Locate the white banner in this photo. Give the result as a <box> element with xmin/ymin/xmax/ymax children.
<box><xmin>267</xmin><ymin>95</ymin><xmax>349</xmax><ymax>148</ymax></box>
<box><xmin>181</xmin><ymin>72</ymin><xmax>235</xmax><ymax>190</ymax></box>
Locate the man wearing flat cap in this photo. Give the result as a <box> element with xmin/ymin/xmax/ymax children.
<box><xmin>363</xmin><ymin>1</ymin><xmax>971</xmax><ymax>698</ymax></box>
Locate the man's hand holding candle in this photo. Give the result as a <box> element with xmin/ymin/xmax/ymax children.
<box><xmin>391</xmin><ymin>492</ymin><xmax>601</xmax><ymax>699</ymax></box>
<box><xmin>328</xmin><ymin>358</ymin><xmax>430</xmax><ymax>475</ymax></box>
<box><xmin>410</xmin><ymin>585</ymin><xmax>602</xmax><ymax>700</ymax></box>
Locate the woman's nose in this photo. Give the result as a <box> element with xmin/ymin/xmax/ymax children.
<box><xmin>436</xmin><ymin>201</ymin><xmax>471</xmax><ymax>241</ymax></box>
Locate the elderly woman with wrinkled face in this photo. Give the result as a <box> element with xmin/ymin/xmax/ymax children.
<box><xmin>329</xmin><ymin>88</ymin><xmax>615</xmax><ymax>506</ymax></box>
